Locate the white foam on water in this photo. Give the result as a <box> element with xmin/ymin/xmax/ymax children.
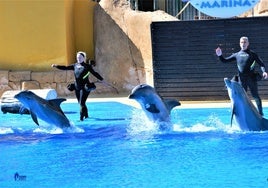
<box><xmin>173</xmin><ymin>114</ymin><xmax>241</xmax><ymax>133</ymax></box>
<box><xmin>33</xmin><ymin>121</ymin><xmax>84</xmax><ymax>134</ymax></box>
<box><xmin>0</xmin><ymin>127</ymin><xmax>14</xmax><ymax>134</ymax></box>
<box><xmin>127</xmin><ymin>109</ymin><xmax>159</xmax><ymax>136</ymax></box>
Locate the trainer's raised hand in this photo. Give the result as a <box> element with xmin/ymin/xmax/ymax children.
<box><xmin>215</xmin><ymin>47</ymin><xmax>222</xmax><ymax>57</ymax></box>
<box><xmin>263</xmin><ymin>71</ymin><xmax>268</xmax><ymax>79</ymax></box>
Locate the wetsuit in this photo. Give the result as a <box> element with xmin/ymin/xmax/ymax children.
<box><xmin>54</xmin><ymin>62</ymin><xmax>103</xmax><ymax>120</ymax></box>
<box><xmin>219</xmin><ymin>49</ymin><xmax>265</xmax><ymax>115</ymax></box>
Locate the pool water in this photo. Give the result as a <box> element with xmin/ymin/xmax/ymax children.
<box><xmin>1</xmin><ymin>100</ymin><xmax>268</xmax><ymax>188</ymax></box>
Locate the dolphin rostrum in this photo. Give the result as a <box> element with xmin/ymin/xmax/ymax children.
<box><xmin>128</xmin><ymin>84</ymin><xmax>180</xmax><ymax>130</ymax></box>
<box><xmin>14</xmin><ymin>90</ymin><xmax>71</xmax><ymax>128</ymax></box>
<box><xmin>224</xmin><ymin>77</ymin><xmax>268</xmax><ymax>131</ymax></box>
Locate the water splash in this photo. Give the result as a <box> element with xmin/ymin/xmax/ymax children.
<box><xmin>173</xmin><ymin>114</ymin><xmax>239</xmax><ymax>133</ymax></box>
<box><xmin>65</xmin><ymin>123</ymin><xmax>85</xmax><ymax>133</ymax></box>
<box><xmin>33</xmin><ymin>127</ymin><xmax>64</xmax><ymax>134</ymax></box>
<box><xmin>0</xmin><ymin>127</ymin><xmax>14</xmax><ymax>134</ymax></box>
<box><xmin>127</xmin><ymin>109</ymin><xmax>159</xmax><ymax>136</ymax></box>
<box><xmin>33</xmin><ymin>122</ymin><xmax>84</xmax><ymax>134</ymax></box>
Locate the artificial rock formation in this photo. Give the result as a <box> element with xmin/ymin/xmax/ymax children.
<box><xmin>240</xmin><ymin>0</ymin><xmax>268</xmax><ymax>17</ymax></box>
<box><xmin>93</xmin><ymin>0</ymin><xmax>178</xmax><ymax>93</ymax></box>
<box><xmin>256</xmin><ymin>0</ymin><xmax>268</xmax><ymax>15</ymax></box>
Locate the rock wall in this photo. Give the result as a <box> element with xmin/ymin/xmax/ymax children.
<box><xmin>93</xmin><ymin>0</ymin><xmax>178</xmax><ymax>92</ymax></box>
<box><xmin>240</xmin><ymin>0</ymin><xmax>268</xmax><ymax>17</ymax></box>
<box><xmin>0</xmin><ymin>70</ymin><xmax>71</xmax><ymax>97</ymax></box>
<box><xmin>0</xmin><ymin>70</ymin><xmax>119</xmax><ymax>98</ymax></box>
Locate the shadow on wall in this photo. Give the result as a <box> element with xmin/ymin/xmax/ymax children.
<box><xmin>93</xmin><ymin>4</ymin><xmax>146</xmax><ymax>93</ymax></box>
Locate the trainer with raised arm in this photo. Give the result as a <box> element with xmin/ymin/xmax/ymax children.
<box><xmin>52</xmin><ymin>51</ymin><xmax>104</xmax><ymax>121</ymax></box>
<box><xmin>216</xmin><ymin>36</ymin><xmax>267</xmax><ymax>115</ymax></box>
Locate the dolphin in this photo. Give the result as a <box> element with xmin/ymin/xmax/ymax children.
<box><xmin>128</xmin><ymin>84</ymin><xmax>180</xmax><ymax>130</ymax></box>
<box><xmin>224</xmin><ymin>77</ymin><xmax>268</xmax><ymax>131</ymax></box>
<box><xmin>14</xmin><ymin>90</ymin><xmax>71</xmax><ymax>128</ymax></box>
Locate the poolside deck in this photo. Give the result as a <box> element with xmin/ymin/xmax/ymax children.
<box><xmin>66</xmin><ymin>97</ymin><xmax>268</xmax><ymax>109</ymax></box>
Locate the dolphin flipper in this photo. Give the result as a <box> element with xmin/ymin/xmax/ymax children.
<box><xmin>18</xmin><ymin>106</ymin><xmax>29</xmax><ymax>114</ymax></box>
<box><xmin>145</xmin><ymin>103</ymin><xmax>160</xmax><ymax>113</ymax></box>
<box><xmin>30</xmin><ymin>111</ymin><xmax>39</xmax><ymax>126</ymax></box>
<box><xmin>230</xmin><ymin>106</ymin><xmax>235</xmax><ymax>127</ymax></box>
<box><xmin>164</xmin><ymin>99</ymin><xmax>181</xmax><ymax>113</ymax></box>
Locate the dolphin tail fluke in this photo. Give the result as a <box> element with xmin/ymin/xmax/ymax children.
<box><xmin>164</xmin><ymin>99</ymin><xmax>181</xmax><ymax>113</ymax></box>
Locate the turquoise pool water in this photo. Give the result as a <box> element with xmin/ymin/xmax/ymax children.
<box><xmin>1</xmin><ymin>100</ymin><xmax>268</xmax><ymax>187</ymax></box>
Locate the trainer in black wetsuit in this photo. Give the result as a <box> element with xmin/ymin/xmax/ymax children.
<box><xmin>216</xmin><ymin>36</ymin><xmax>268</xmax><ymax>115</ymax></box>
<box><xmin>52</xmin><ymin>51</ymin><xmax>103</xmax><ymax>121</ymax></box>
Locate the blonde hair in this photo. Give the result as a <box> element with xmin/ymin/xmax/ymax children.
<box><xmin>240</xmin><ymin>36</ymin><xmax>249</xmax><ymax>42</ymax></box>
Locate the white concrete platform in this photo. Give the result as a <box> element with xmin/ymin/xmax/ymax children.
<box><xmin>65</xmin><ymin>97</ymin><xmax>268</xmax><ymax>109</ymax></box>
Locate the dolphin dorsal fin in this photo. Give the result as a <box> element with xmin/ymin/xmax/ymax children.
<box><xmin>164</xmin><ymin>99</ymin><xmax>181</xmax><ymax>113</ymax></box>
<box><xmin>48</xmin><ymin>98</ymin><xmax>67</xmax><ymax>115</ymax></box>
<box><xmin>48</xmin><ymin>98</ymin><xmax>66</xmax><ymax>107</ymax></box>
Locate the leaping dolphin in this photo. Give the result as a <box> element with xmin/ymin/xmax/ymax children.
<box><xmin>128</xmin><ymin>84</ymin><xmax>180</xmax><ymax>130</ymax></box>
<box><xmin>14</xmin><ymin>90</ymin><xmax>72</xmax><ymax>128</ymax></box>
<box><xmin>224</xmin><ymin>77</ymin><xmax>268</xmax><ymax>131</ymax></box>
